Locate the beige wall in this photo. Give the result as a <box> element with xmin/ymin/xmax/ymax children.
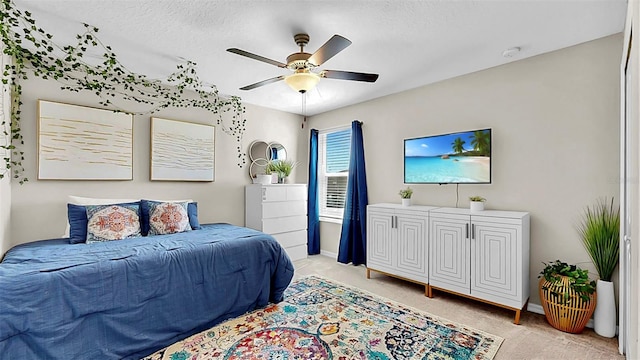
<box><xmin>302</xmin><ymin>34</ymin><xmax>622</xmax><ymax>306</ymax></box>
<box><xmin>0</xmin><ymin>52</ymin><xmax>11</xmax><ymax>257</ymax></box>
<box><xmin>9</xmin><ymin>76</ymin><xmax>302</xmax><ymax>247</ymax></box>
<box><xmin>0</xmin><ymin>163</ymin><xmax>10</xmax><ymax>258</ymax></box>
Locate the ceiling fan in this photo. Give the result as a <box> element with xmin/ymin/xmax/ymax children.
<box><xmin>227</xmin><ymin>33</ymin><xmax>379</xmax><ymax>93</ymax></box>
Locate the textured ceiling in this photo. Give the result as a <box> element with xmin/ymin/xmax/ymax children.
<box><xmin>13</xmin><ymin>0</ymin><xmax>627</xmax><ymax>116</ymax></box>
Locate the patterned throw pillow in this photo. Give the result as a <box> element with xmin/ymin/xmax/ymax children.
<box><xmin>148</xmin><ymin>201</ymin><xmax>191</xmax><ymax>235</ymax></box>
<box><xmin>140</xmin><ymin>200</ymin><xmax>201</xmax><ymax>236</ymax></box>
<box><xmin>85</xmin><ymin>204</ymin><xmax>142</xmax><ymax>243</ymax></box>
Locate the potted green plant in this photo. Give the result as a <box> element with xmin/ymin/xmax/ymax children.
<box><xmin>264</xmin><ymin>161</ymin><xmax>279</xmax><ymax>184</ymax></box>
<box><xmin>577</xmin><ymin>197</ymin><xmax>620</xmax><ymax>337</ymax></box>
<box><xmin>538</xmin><ymin>260</ymin><xmax>597</xmax><ymax>333</ymax></box>
<box><xmin>398</xmin><ymin>187</ymin><xmax>413</xmax><ymax>206</ymax></box>
<box><xmin>269</xmin><ymin>159</ymin><xmax>297</xmax><ymax>183</ymax></box>
<box><xmin>469</xmin><ymin>196</ymin><xmax>486</xmax><ymax>211</ymax></box>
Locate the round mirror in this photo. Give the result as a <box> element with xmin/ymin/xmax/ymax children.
<box><xmin>249</xmin><ymin>161</ymin><xmax>265</xmax><ymax>177</ymax></box>
<box><xmin>248</xmin><ymin>140</ymin><xmax>271</xmax><ymax>180</ymax></box>
<box><xmin>249</xmin><ymin>140</ymin><xmax>270</xmax><ymax>162</ymax></box>
<box><xmin>268</xmin><ymin>142</ymin><xmax>287</xmax><ymax>161</ymax></box>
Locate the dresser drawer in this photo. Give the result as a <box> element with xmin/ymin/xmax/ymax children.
<box><xmin>263</xmin><ymin>215</ymin><xmax>307</xmax><ymax>234</ymax></box>
<box><xmin>261</xmin><ymin>200</ymin><xmax>306</xmax><ymax>219</ymax></box>
<box><xmin>272</xmin><ymin>230</ymin><xmax>307</xmax><ymax>248</ymax></box>
<box><xmin>284</xmin><ymin>186</ymin><xmax>306</xmax><ymax>201</ymax></box>
<box><xmin>263</xmin><ymin>185</ymin><xmax>307</xmax><ymax>202</ymax></box>
<box><xmin>283</xmin><ymin>244</ymin><xmax>308</xmax><ymax>261</ymax></box>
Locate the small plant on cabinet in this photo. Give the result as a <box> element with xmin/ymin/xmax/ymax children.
<box><xmin>469</xmin><ymin>196</ymin><xmax>485</xmax><ymax>211</ymax></box>
<box><xmin>398</xmin><ymin>187</ymin><xmax>413</xmax><ymax>199</ymax></box>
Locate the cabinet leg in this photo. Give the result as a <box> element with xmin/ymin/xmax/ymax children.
<box><xmin>427</xmin><ymin>285</ymin><xmax>433</xmax><ymax>298</ymax></box>
<box><xmin>514</xmin><ymin>299</ymin><xmax>528</xmax><ymax>325</ymax></box>
<box><xmin>366</xmin><ymin>268</ymin><xmax>371</xmax><ymax>279</ymax></box>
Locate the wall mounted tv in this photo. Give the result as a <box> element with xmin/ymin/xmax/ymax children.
<box><xmin>404</xmin><ymin>128</ymin><xmax>491</xmax><ymax>184</ymax></box>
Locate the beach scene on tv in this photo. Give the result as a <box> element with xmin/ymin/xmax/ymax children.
<box><xmin>404</xmin><ymin>129</ymin><xmax>491</xmax><ymax>183</ymax></box>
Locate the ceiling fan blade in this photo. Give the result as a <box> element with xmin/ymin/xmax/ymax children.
<box><xmin>322</xmin><ymin>70</ymin><xmax>379</xmax><ymax>82</ymax></box>
<box><xmin>307</xmin><ymin>35</ymin><xmax>352</xmax><ymax>66</ymax></box>
<box><xmin>227</xmin><ymin>48</ymin><xmax>287</xmax><ymax>68</ymax></box>
<box><xmin>239</xmin><ymin>75</ymin><xmax>285</xmax><ymax>90</ymax></box>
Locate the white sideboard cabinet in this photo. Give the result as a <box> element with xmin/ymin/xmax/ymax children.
<box><xmin>366</xmin><ymin>203</ymin><xmax>438</xmax><ymax>296</ymax></box>
<box><xmin>428</xmin><ymin>207</ymin><xmax>530</xmax><ymax>324</ymax></box>
<box><xmin>366</xmin><ymin>203</ymin><xmax>530</xmax><ymax>324</ymax></box>
<box><xmin>245</xmin><ymin>184</ymin><xmax>308</xmax><ymax>261</ymax></box>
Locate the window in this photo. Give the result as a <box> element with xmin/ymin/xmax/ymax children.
<box><xmin>318</xmin><ymin>126</ymin><xmax>351</xmax><ymax>221</ymax></box>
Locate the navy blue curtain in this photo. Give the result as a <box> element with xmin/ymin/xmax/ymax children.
<box><xmin>338</xmin><ymin>121</ymin><xmax>368</xmax><ymax>265</ymax></box>
<box><xmin>307</xmin><ymin>129</ymin><xmax>320</xmax><ymax>255</ymax></box>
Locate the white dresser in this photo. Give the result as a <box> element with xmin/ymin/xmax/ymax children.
<box><xmin>245</xmin><ymin>184</ymin><xmax>308</xmax><ymax>261</ymax></box>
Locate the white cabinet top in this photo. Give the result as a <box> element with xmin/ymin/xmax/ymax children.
<box><xmin>367</xmin><ymin>203</ymin><xmax>528</xmax><ymax>219</ymax></box>
<box><xmin>368</xmin><ymin>203</ymin><xmax>439</xmax><ymax>212</ymax></box>
<box><xmin>430</xmin><ymin>206</ymin><xmax>529</xmax><ymax>219</ymax></box>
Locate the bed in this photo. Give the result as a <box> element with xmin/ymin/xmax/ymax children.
<box><xmin>0</xmin><ymin>223</ymin><xmax>295</xmax><ymax>359</ymax></box>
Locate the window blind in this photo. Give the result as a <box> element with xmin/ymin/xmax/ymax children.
<box><xmin>325</xmin><ymin>129</ymin><xmax>351</xmax><ymax>173</ymax></box>
<box><xmin>319</xmin><ymin>127</ymin><xmax>351</xmax><ymax>219</ymax></box>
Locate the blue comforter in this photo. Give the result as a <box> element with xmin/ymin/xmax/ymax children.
<box><xmin>0</xmin><ymin>223</ymin><xmax>294</xmax><ymax>359</ymax></box>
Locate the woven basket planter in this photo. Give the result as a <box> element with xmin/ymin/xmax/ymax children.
<box><xmin>539</xmin><ymin>276</ymin><xmax>597</xmax><ymax>333</ymax></box>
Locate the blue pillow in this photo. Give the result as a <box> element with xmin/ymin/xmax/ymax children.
<box><xmin>67</xmin><ymin>202</ymin><xmax>141</xmax><ymax>244</ymax></box>
<box><xmin>188</xmin><ymin>202</ymin><xmax>201</xmax><ymax>230</ymax></box>
<box><xmin>140</xmin><ymin>200</ymin><xmax>201</xmax><ymax>236</ymax></box>
<box><xmin>68</xmin><ymin>204</ymin><xmax>88</xmax><ymax>244</ymax></box>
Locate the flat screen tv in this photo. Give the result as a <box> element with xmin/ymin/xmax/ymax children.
<box><xmin>404</xmin><ymin>128</ymin><xmax>491</xmax><ymax>184</ymax></box>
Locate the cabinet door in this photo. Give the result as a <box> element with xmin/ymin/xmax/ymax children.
<box><xmin>396</xmin><ymin>213</ymin><xmax>428</xmax><ymax>282</ymax></box>
<box><xmin>470</xmin><ymin>219</ymin><xmax>521</xmax><ymax>305</ymax></box>
<box><xmin>429</xmin><ymin>215</ymin><xmax>470</xmax><ymax>294</ymax></box>
<box><xmin>367</xmin><ymin>209</ymin><xmax>394</xmax><ymax>270</ymax></box>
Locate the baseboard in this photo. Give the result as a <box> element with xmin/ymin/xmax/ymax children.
<box><xmin>528</xmin><ymin>303</ymin><xmax>602</xmax><ymax>330</ymax></box>
<box><xmin>526</xmin><ymin>302</ymin><xmax>545</xmax><ymax>316</ymax></box>
<box><xmin>320</xmin><ymin>250</ymin><xmax>337</xmax><ymax>259</ymax></box>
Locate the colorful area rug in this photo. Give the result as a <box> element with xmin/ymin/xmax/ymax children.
<box><xmin>144</xmin><ymin>275</ymin><xmax>503</xmax><ymax>359</ymax></box>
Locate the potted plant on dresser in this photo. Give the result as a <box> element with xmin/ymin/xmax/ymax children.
<box><xmin>578</xmin><ymin>197</ymin><xmax>620</xmax><ymax>337</ymax></box>
<box><xmin>265</xmin><ymin>161</ymin><xmax>278</xmax><ymax>184</ymax></box>
<box><xmin>398</xmin><ymin>187</ymin><xmax>413</xmax><ymax>206</ymax></box>
<box><xmin>539</xmin><ymin>260</ymin><xmax>596</xmax><ymax>333</ymax></box>
<box><xmin>268</xmin><ymin>159</ymin><xmax>297</xmax><ymax>184</ymax></box>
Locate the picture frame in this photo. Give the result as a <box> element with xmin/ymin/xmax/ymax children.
<box><xmin>150</xmin><ymin>117</ymin><xmax>215</xmax><ymax>181</ymax></box>
<box><xmin>37</xmin><ymin>100</ymin><xmax>133</xmax><ymax>180</ymax></box>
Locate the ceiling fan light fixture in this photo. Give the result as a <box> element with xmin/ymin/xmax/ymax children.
<box><xmin>284</xmin><ymin>71</ymin><xmax>320</xmax><ymax>93</ymax></box>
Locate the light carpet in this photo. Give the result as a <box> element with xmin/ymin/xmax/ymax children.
<box><xmin>144</xmin><ymin>275</ymin><xmax>503</xmax><ymax>359</ymax></box>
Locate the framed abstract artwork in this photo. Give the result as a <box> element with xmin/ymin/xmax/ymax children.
<box><xmin>150</xmin><ymin>117</ymin><xmax>215</xmax><ymax>181</ymax></box>
<box><xmin>37</xmin><ymin>100</ymin><xmax>133</xmax><ymax>180</ymax></box>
